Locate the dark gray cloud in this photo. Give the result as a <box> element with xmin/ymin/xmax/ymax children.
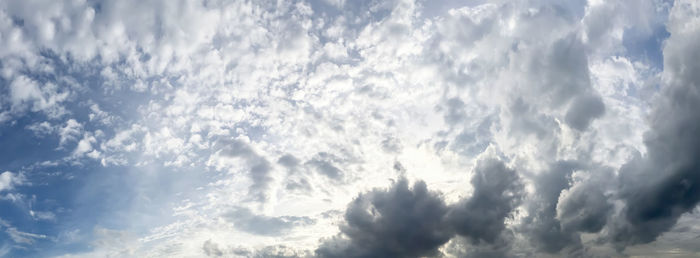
<box><xmin>309</xmin><ymin>159</ymin><xmax>342</xmax><ymax>180</ymax></box>
<box><xmin>556</xmin><ymin>171</ymin><xmax>612</xmax><ymax>234</ymax></box>
<box><xmin>564</xmin><ymin>94</ymin><xmax>606</xmax><ymax>130</ymax></box>
<box><xmin>541</xmin><ymin>34</ymin><xmax>591</xmax><ymax>107</ymax></box>
<box><xmin>306</xmin><ymin>152</ymin><xmax>344</xmax><ymax>180</ymax></box>
<box><xmin>609</xmin><ymin>5</ymin><xmax>700</xmax><ymax>250</ymax></box>
<box><xmin>442</xmin><ymin>235</ymin><xmax>516</xmax><ymax>258</ymax></box>
<box><xmin>278</xmin><ymin>154</ymin><xmax>301</xmax><ymax>169</ymax></box>
<box><xmin>202</xmin><ymin>239</ymin><xmax>223</xmax><ymax>257</ymax></box>
<box><xmin>447</xmin><ymin>158</ymin><xmax>523</xmax><ymax>244</ymax></box>
<box><xmin>508</xmin><ymin>32</ymin><xmax>606</xmax><ymax>140</ymax></box>
<box><xmin>381</xmin><ymin>136</ymin><xmax>403</xmax><ymax>153</ymax></box>
<box><xmin>219</xmin><ymin>140</ymin><xmax>273</xmax><ymax>202</ymax></box>
<box><xmin>508</xmin><ymin>97</ymin><xmax>559</xmax><ymax>139</ymax></box>
<box><xmin>285</xmin><ymin>178</ymin><xmax>312</xmax><ymax>192</ymax></box>
<box><xmin>520</xmin><ymin>163</ymin><xmax>611</xmax><ymax>256</ymax></box>
<box><xmin>278</xmin><ymin>154</ymin><xmax>312</xmax><ymax>192</ymax></box>
<box><xmin>317</xmin><ymin>158</ymin><xmax>524</xmax><ymax>257</ymax></box>
<box><xmin>521</xmin><ymin>161</ymin><xmax>582</xmax><ymax>253</ymax></box>
<box><xmin>316</xmin><ymin>178</ymin><xmax>452</xmax><ymax>258</ymax></box>
<box><xmin>444</xmin><ymin>97</ymin><xmax>467</xmax><ymax>126</ymax></box>
<box><xmin>225</xmin><ymin>206</ymin><xmax>315</xmax><ymax>236</ymax></box>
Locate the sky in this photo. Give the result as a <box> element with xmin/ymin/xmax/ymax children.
<box><xmin>0</xmin><ymin>0</ymin><xmax>699</xmax><ymax>257</ymax></box>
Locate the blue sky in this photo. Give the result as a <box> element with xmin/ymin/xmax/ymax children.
<box><xmin>1</xmin><ymin>0</ymin><xmax>700</xmax><ymax>257</ymax></box>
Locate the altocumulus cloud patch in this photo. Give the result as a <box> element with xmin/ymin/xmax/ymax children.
<box><xmin>1</xmin><ymin>0</ymin><xmax>699</xmax><ymax>257</ymax></box>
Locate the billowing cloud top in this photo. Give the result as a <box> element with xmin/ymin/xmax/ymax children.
<box><xmin>1</xmin><ymin>0</ymin><xmax>699</xmax><ymax>257</ymax></box>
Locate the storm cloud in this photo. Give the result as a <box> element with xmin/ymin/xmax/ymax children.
<box><xmin>317</xmin><ymin>158</ymin><xmax>523</xmax><ymax>257</ymax></box>
<box><xmin>611</xmin><ymin>1</ymin><xmax>700</xmax><ymax>249</ymax></box>
<box><xmin>316</xmin><ymin>178</ymin><xmax>452</xmax><ymax>258</ymax></box>
<box><xmin>521</xmin><ymin>161</ymin><xmax>583</xmax><ymax>253</ymax></box>
<box><xmin>447</xmin><ymin>158</ymin><xmax>523</xmax><ymax>244</ymax></box>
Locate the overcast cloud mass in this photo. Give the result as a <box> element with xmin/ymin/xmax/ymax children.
<box><xmin>1</xmin><ymin>0</ymin><xmax>699</xmax><ymax>257</ymax></box>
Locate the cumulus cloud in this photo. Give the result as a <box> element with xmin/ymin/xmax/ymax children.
<box><xmin>58</xmin><ymin>119</ymin><xmax>82</xmax><ymax>147</ymax></box>
<box><xmin>557</xmin><ymin>180</ymin><xmax>612</xmax><ymax>234</ymax></box>
<box><xmin>521</xmin><ymin>161</ymin><xmax>583</xmax><ymax>253</ymax></box>
<box><xmin>318</xmin><ymin>158</ymin><xmax>522</xmax><ymax>257</ymax></box>
<box><xmin>316</xmin><ymin>178</ymin><xmax>452</xmax><ymax>258</ymax></box>
<box><xmin>0</xmin><ymin>171</ymin><xmax>24</xmax><ymax>192</ymax></box>
<box><xmin>610</xmin><ymin>0</ymin><xmax>700</xmax><ymax>249</ymax></box>
<box><xmin>447</xmin><ymin>158</ymin><xmax>523</xmax><ymax>244</ymax></box>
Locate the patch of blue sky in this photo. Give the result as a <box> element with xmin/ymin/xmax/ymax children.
<box><xmin>2</xmin><ymin>157</ymin><xmax>217</xmax><ymax>257</ymax></box>
<box><xmin>622</xmin><ymin>0</ymin><xmax>671</xmax><ymax>70</ymax></box>
<box><xmin>0</xmin><ymin>60</ymin><xmax>160</xmax><ymax>257</ymax></box>
<box><xmin>623</xmin><ymin>25</ymin><xmax>670</xmax><ymax>70</ymax></box>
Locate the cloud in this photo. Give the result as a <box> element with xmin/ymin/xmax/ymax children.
<box><xmin>556</xmin><ymin>170</ymin><xmax>613</xmax><ymax>234</ymax></box>
<box><xmin>29</xmin><ymin>210</ymin><xmax>57</xmax><ymax>222</ymax></box>
<box><xmin>278</xmin><ymin>154</ymin><xmax>313</xmax><ymax>192</ymax></box>
<box><xmin>318</xmin><ymin>158</ymin><xmax>523</xmax><ymax>257</ymax></box>
<box><xmin>0</xmin><ymin>0</ymin><xmax>697</xmax><ymax>257</ymax></box>
<box><xmin>225</xmin><ymin>206</ymin><xmax>315</xmax><ymax>236</ymax></box>
<box><xmin>447</xmin><ymin>158</ymin><xmax>523</xmax><ymax>244</ymax></box>
<box><xmin>564</xmin><ymin>94</ymin><xmax>606</xmax><ymax>130</ymax></box>
<box><xmin>304</xmin><ymin>151</ymin><xmax>355</xmax><ymax>182</ymax></box>
<box><xmin>521</xmin><ymin>161</ymin><xmax>583</xmax><ymax>253</ymax></box>
<box><xmin>5</xmin><ymin>74</ymin><xmax>69</xmax><ymax>119</ymax></box>
<box><xmin>26</xmin><ymin>121</ymin><xmax>54</xmax><ymax>136</ymax></box>
<box><xmin>278</xmin><ymin>154</ymin><xmax>301</xmax><ymax>169</ymax></box>
<box><xmin>307</xmin><ymin>157</ymin><xmax>343</xmax><ymax>181</ymax></box>
<box><xmin>610</xmin><ymin>0</ymin><xmax>700</xmax><ymax>249</ymax></box>
<box><xmin>0</xmin><ymin>171</ymin><xmax>24</xmax><ymax>192</ymax></box>
<box><xmin>202</xmin><ymin>239</ymin><xmax>223</xmax><ymax>257</ymax></box>
<box><xmin>72</xmin><ymin>133</ymin><xmax>98</xmax><ymax>158</ymax></box>
<box><xmin>0</xmin><ymin>219</ymin><xmax>47</xmax><ymax>245</ymax></box>
<box><xmin>316</xmin><ymin>178</ymin><xmax>452</xmax><ymax>258</ymax></box>
<box><xmin>58</xmin><ymin>119</ymin><xmax>82</xmax><ymax>147</ymax></box>
<box><xmin>218</xmin><ymin>139</ymin><xmax>274</xmax><ymax>203</ymax></box>
<box><xmin>231</xmin><ymin>245</ymin><xmax>312</xmax><ymax>258</ymax></box>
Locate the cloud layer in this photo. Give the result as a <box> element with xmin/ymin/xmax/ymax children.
<box><xmin>1</xmin><ymin>0</ymin><xmax>699</xmax><ymax>257</ymax></box>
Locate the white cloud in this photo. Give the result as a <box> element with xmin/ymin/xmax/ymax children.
<box><xmin>6</xmin><ymin>75</ymin><xmax>69</xmax><ymax>119</ymax></box>
<box><xmin>58</xmin><ymin>119</ymin><xmax>82</xmax><ymax>148</ymax></box>
<box><xmin>9</xmin><ymin>75</ymin><xmax>44</xmax><ymax>111</ymax></box>
<box><xmin>0</xmin><ymin>171</ymin><xmax>24</xmax><ymax>192</ymax></box>
<box><xmin>26</xmin><ymin>121</ymin><xmax>54</xmax><ymax>136</ymax></box>
<box><xmin>30</xmin><ymin>210</ymin><xmax>56</xmax><ymax>222</ymax></box>
<box><xmin>0</xmin><ymin>219</ymin><xmax>47</xmax><ymax>245</ymax></box>
<box><xmin>72</xmin><ymin>133</ymin><xmax>97</xmax><ymax>158</ymax></box>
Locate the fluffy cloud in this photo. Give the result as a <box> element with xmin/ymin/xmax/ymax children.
<box><xmin>317</xmin><ymin>158</ymin><xmax>522</xmax><ymax>257</ymax></box>
<box><xmin>520</xmin><ymin>161</ymin><xmax>584</xmax><ymax>253</ymax></box>
<box><xmin>0</xmin><ymin>171</ymin><xmax>23</xmax><ymax>192</ymax></box>
<box><xmin>316</xmin><ymin>178</ymin><xmax>452</xmax><ymax>258</ymax></box>
<box><xmin>447</xmin><ymin>158</ymin><xmax>523</xmax><ymax>244</ymax></box>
